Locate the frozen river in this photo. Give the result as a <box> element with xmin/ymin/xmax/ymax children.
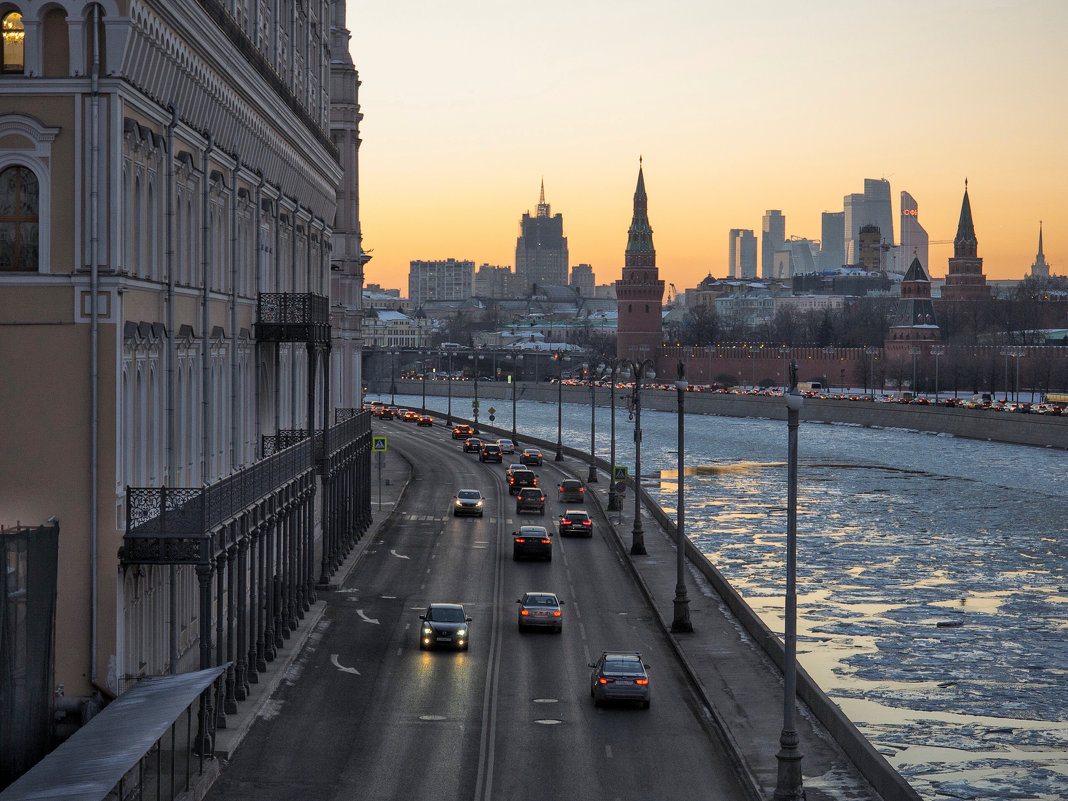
<box><xmin>379</xmin><ymin>391</ymin><xmax>1068</xmax><ymax>800</ymax></box>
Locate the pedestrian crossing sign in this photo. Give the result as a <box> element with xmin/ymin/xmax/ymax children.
<box><xmin>613</xmin><ymin>466</ymin><xmax>627</xmax><ymax>481</ymax></box>
<box><xmin>373</xmin><ymin>436</ymin><xmax>388</xmax><ymax>452</ymax></box>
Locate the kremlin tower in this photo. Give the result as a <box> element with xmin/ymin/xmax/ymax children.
<box><xmin>615</xmin><ymin>162</ymin><xmax>665</xmax><ymax>362</ymax></box>
<box><xmin>941</xmin><ymin>181</ymin><xmax>992</xmax><ymax>300</ymax></box>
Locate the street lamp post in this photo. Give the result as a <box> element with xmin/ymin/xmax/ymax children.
<box><xmin>554</xmin><ymin>352</ymin><xmax>567</xmax><ymax>462</ymax></box>
<box><xmin>671</xmin><ymin>361</ymin><xmax>692</xmax><ymax>633</ymax></box>
<box><xmin>864</xmin><ymin>346</ymin><xmax>879</xmax><ymax>398</ymax></box>
<box><xmin>471</xmin><ymin>353</ymin><xmax>481</xmax><ymax>433</ymax></box>
<box><xmin>822</xmin><ymin>345</ymin><xmax>835</xmax><ymax>392</ymax></box>
<box><xmin>587</xmin><ymin>376</ymin><xmax>598</xmax><ymax>483</ymax></box>
<box><xmin>607</xmin><ymin>359</ymin><xmax>621</xmax><ymax>512</ymax></box>
<box><xmin>910</xmin><ymin>346</ymin><xmax>921</xmax><ymax>396</ymax></box>
<box><xmin>930</xmin><ymin>345</ymin><xmax>945</xmax><ymax>401</ymax></box>
<box><xmin>774</xmin><ymin>360</ymin><xmax>804</xmax><ymax>800</ymax></box>
<box><xmin>779</xmin><ymin>346</ymin><xmax>789</xmax><ymax>392</ymax></box>
<box><xmin>511</xmin><ymin>351</ymin><xmax>522</xmax><ymax>444</ymax></box>
<box><xmin>446</xmin><ymin>350</ymin><xmax>453</xmax><ymax>426</ymax></box>
<box><xmin>627</xmin><ymin>358</ymin><xmax>655</xmax><ymax>556</ymax></box>
<box><xmin>420</xmin><ymin>354</ymin><xmax>427</xmax><ymax>410</ymax></box>
<box><xmin>389</xmin><ymin>349</ymin><xmax>398</xmax><ymax>404</ymax></box>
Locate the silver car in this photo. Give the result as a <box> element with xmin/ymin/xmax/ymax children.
<box><xmin>453</xmin><ymin>489</ymin><xmax>484</xmax><ymax>517</ymax></box>
<box><xmin>589</xmin><ymin>650</ymin><xmax>651</xmax><ymax>708</ymax></box>
<box><xmin>517</xmin><ymin>592</ymin><xmax>564</xmax><ymax>632</ymax></box>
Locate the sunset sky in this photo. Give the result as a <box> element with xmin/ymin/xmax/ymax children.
<box><xmin>348</xmin><ymin>1</ymin><xmax>1067</xmax><ymax>293</ymax></box>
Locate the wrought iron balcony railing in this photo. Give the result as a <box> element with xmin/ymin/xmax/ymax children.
<box><xmin>255</xmin><ymin>293</ymin><xmax>331</xmax><ymax>343</ymax></box>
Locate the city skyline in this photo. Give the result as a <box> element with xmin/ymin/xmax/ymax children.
<box><xmin>349</xmin><ymin>1</ymin><xmax>1065</xmax><ymax>291</ymax></box>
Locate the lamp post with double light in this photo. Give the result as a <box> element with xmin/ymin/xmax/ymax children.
<box><xmin>587</xmin><ymin>369</ymin><xmax>598</xmax><ymax>483</ymax></box>
<box><xmin>445</xmin><ymin>350</ymin><xmax>453</xmax><ymax>426</ymax></box>
<box><xmin>511</xmin><ymin>350</ymin><xmax>522</xmax><ymax>444</ymax></box>
<box><xmin>420</xmin><ymin>354</ymin><xmax>427</xmax><ymax>410</ymax></box>
<box><xmin>910</xmin><ymin>346</ymin><xmax>921</xmax><ymax>397</ymax></box>
<box><xmin>930</xmin><ymin>345</ymin><xmax>945</xmax><ymax>401</ymax></box>
<box><xmin>470</xmin><ymin>352</ymin><xmax>482</xmax><ymax>433</ymax></box>
<box><xmin>774</xmin><ymin>360</ymin><xmax>804</xmax><ymax>800</ymax></box>
<box><xmin>553</xmin><ymin>351</ymin><xmax>568</xmax><ymax>461</ymax></box>
<box><xmin>671</xmin><ymin>360</ymin><xmax>692</xmax><ymax>633</ymax></box>
<box><xmin>864</xmin><ymin>346</ymin><xmax>879</xmax><ymax>398</ymax></box>
<box><xmin>626</xmin><ymin>358</ymin><xmax>655</xmax><ymax>556</ymax></box>
<box><xmin>607</xmin><ymin>358</ymin><xmax>622</xmax><ymax>512</ymax></box>
<box><xmin>389</xmin><ymin>349</ymin><xmax>399</xmax><ymax>404</ymax></box>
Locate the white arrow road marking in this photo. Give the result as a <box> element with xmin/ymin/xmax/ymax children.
<box><xmin>390</xmin><ymin>550</ymin><xmax>410</xmax><ymax>559</ymax></box>
<box><xmin>335</xmin><ymin>588</ymin><xmax>360</xmax><ymax>594</ymax></box>
<box><xmin>330</xmin><ymin>654</ymin><xmax>359</xmax><ymax>675</ymax></box>
<box><xmin>357</xmin><ymin>609</ymin><xmax>380</xmax><ymax>625</ymax></box>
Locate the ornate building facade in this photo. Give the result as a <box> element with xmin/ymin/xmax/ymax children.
<box><xmin>0</xmin><ymin>0</ymin><xmax>371</xmax><ymax>765</ymax></box>
<box><xmin>615</xmin><ymin>164</ymin><xmax>664</xmax><ymax>362</ymax></box>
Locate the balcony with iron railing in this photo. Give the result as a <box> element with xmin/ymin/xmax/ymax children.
<box><xmin>255</xmin><ymin>293</ymin><xmax>331</xmax><ymax>343</ymax></box>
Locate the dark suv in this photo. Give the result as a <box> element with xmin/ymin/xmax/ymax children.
<box><xmin>558</xmin><ymin>479</ymin><xmax>584</xmax><ymax>503</ymax></box>
<box><xmin>515</xmin><ymin>487</ymin><xmax>546</xmax><ymax>515</ymax></box>
<box><xmin>559</xmin><ymin>509</ymin><xmax>593</xmax><ymax>537</ymax></box>
<box><xmin>479</xmin><ymin>443</ymin><xmax>502</xmax><ymax>463</ymax></box>
<box><xmin>508</xmin><ymin>468</ymin><xmax>538</xmax><ymax>495</ymax></box>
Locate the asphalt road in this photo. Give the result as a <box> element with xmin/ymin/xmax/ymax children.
<box><xmin>205</xmin><ymin>420</ymin><xmax>749</xmax><ymax>801</ymax></box>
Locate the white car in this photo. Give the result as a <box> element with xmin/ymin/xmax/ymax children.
<box><xmin>497</xmin><ymin>439</ymin><xmax>516</xmax><ymax>454</ymax></box>
<box><xmin>453</xmin><ymin>489</ymin><xmax>484</xmax><ymax>517</ymax></box>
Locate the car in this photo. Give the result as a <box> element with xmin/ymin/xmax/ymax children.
<box><xmin>419</xmin><ymin>603</ymin><xmax>471</xmax><ymax>650</ymax></box>
<box><xmin>452</xmin><ymin>424</ymin><xmax>474</xmax><ymax>440</ymax></box>
<box><xmin>512</xmin><ymin>526</ymin><xmax>552</xmax><ymax>561</ymax></box>
<box><xmin>517</xmin><ymin>591</ymin><xmax>564</xmax><ymax>632</ymax></box>
<box><xmin>507</xmin><ymin>468</ymin><xmax>538</xmax><ymax>495</ymax></box>
<box><xmin>559</xmin><ymin>509</ymin><xmax>592</xmax><ymax>537</ymax></box>
<box><xmin>506</xmin><ymin>463</ymin><xmax>525</xmax><ymax>476</ymax></box>
<box><xmin>479</xmin><ymin>443</ymin><xmax>503</xmax><ymax>463</ymax></box>
<box><xmin>520</xmin><ymin>448</ymin><xmax>544</xmax><ymax>466</ymax></box>
<box><xmin>558</xmin><ymin>479</ymin><xmax>584</xmax><ymax>503</ymax></box>
<box><xmin>453</xmin><ymin>489</ymin><xmax>484</xmax><ymax>517</ymax></box>
<box><xmin>515</xmin><ymin>487</ymin><xmax>546</xmax><ymax>515</ymax></box>
<box><xmin>377</xmin><ymin>406</ymin><xmax>394</xmax><ymax>420</ymax></box>
<box><xmin>397</xmin><ymin>408</ymin><xmax>413</xmax><ymax>421</ymax></box>
<box><xmin>497</xmin><ymin>439</ymin><xmax>516</xmax><ymax>454</ymax></box>
<box><xmin>463</xmin><ymin>437</ymin><xmax>483</xmax><ymax>453</ymax></box>
<box><xmin>417</xmin><ymin>415</ymin><xmax>434</xmax><ymax>426</ymax></box>
<box><xmin>589</xmin><ymin>650</ymin><xmax>650</xmax><ymax>708</ymax></box>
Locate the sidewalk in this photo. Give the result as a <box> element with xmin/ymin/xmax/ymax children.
<box><xmin>559</xmin><ymin>451</ymin><xmax>911</xmax><ymax>801</ymax></box>
<box><xmin>192</xmin><ymin>448</ymin><xmax>414</xmax><ymax>799</ymax></box>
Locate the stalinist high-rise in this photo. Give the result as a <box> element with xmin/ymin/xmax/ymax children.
<box><xmin>515</xmin><ymin>181</ymin><xmax>569</xmax><ymax>294</ymax></box>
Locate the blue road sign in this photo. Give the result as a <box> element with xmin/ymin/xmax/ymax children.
<box><xmin>372</xmin><ymin>436</ymin><xmax>388</xmax><ymax>452</ymax></box>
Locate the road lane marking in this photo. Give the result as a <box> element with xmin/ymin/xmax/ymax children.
<box><xmin>390</xmin><ymin>549</ymin><xmax>410</xmax><ymax>559</ymax></box>
<box><xmin>356</xmin><ymin>609</ymin><xmax>379</xmax><ymax>624</ymax></box>
<box><xmin>330</xmin><ymin>654</ymin><xmax>359</xmax><ymax>675</ymax></box>
<box><xmin>605</xmin><ymin>745</ymin><xmax>613</xmax><ymax>759</ymax></box>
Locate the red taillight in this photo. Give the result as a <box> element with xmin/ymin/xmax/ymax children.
<box><xmin>582</xmin><ymin>520</ymin><xmax>591</xmax><ymax>526</ymax></box>
<box><xmin>520</xmin><ymin>609</ymin><xmax>530</xmax><ymax>616</ymax></box>
<box><xmin>552</xmin><ymin>610</ymin><xmax>561</xmax><ymax>617</ymax></box>
<box><xmin>540</xmin><ymin>538</ymin><xmax>551</xmax><ymax>544</ymax></box>
<box><xmin>515</xmin><ymin>537</ymin><xmax>525</xmax><ymax>543</ymax></box>
<box><xmin>578</xmin><ymin>488</ymin><xmax>584</xmax><ymax>493</ymax></box>
<box><xmin>562</xmin><ymin>518</ymin><xmax>571</xmax><ymax>525</ymax></box>
<box><xmin>635</xmin><ymin>678</ymin><xmax>649</xmax><ymax>685</ymax></box>
<box><xmin>598</xmin><ymin>677</ymin><xmax>613</xmax><ymax>685</ymax></box>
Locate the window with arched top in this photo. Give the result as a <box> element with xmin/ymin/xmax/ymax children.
<box><xmin>1</xmin><ymin>12</ymin><xmax>24</xmax><ymax>74</ymax></box>
<box><xmin>0</xmin><ymin>165</ymin><xmax>38</xmax><ymax>271</ymax></box>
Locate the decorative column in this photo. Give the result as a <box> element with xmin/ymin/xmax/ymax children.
<box><xmin>235</xmin><ymin>531</ymin><xmax>249</xmax><ymax>700</ymax></box>
<box><xmin>224</xmin><ymin>542</ymin><xmax>238</xmax><ymax>714</ymax></box>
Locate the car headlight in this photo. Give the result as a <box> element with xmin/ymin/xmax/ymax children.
<box><xmin>475</xmin><ymin>500</ymin><xmax>483</xmax><ymax>507</ymax></box>
<box><xmin>455</xmin><ymin>499</ymin><xmax>463</xmax><ymax>507</ymax></box>
<box><xmin>456</xmin><ymin>628</ymin><xmax>467</xmax><ymax>637</ymax></box>
<box><xmin>423</xmin><ymin>626</ymin><xmax>432</xmax><ymax>635</ymax></box>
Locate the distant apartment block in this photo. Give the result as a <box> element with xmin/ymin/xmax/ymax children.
<box><xmin>761</xmin><ymin>211</ymin><xmax>785</xmax><ymax>279</ymax></box>
<box><xmin>474</xmin><ymin>264</ymin><xmax>518</xmax><ymax>298</ymax></box>
<box><xmin>408</xmin><ymin>258</ymin><xmax>475</xmax><ymax>308</ymax></box>
<box><xmin>729</xmin><ymin>229</ymin><xmax>757</xmax><ymax>278</ymax></box>
<box><xmin>570</xmin><ymin>263</ymin><xmax>595</xmax><ymax>296</ymax></box>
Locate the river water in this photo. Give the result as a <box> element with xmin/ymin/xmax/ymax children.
<box><xmin>381</xmin><ymin>391</ymin><xmax>1068</xmax><ymax>800</ymax></box>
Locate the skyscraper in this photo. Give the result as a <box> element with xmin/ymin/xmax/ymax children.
<box><xmin>515</xmin><ymin>180</ymin><xmax>569</xmax><ymax>294</ymax></box>
<box><xmin>819</xmin><ymin>212</ymin><xmax>845</xmax><ymax>271</ymax></box>
<box><xmin>728</xmin><ymin>229</ymin><xmax>757</xmax><ymax>278</ymax></box>
<box><xmin>615</xmin><ymin>164</ymin><xmax>665</xmax><ymax>361</ymax></box>
<box><xmin>570</xmin><ymin>263</ymin><xmax>595</xmax><ymax>296</ymax></box>
<box><xmin>844</xmin><ymin>179</ymin><xmax>894</xmax><ymax>265</ymax></box>
<box><xmin>898</xmin><ymin>191</ymin><xmax>929</xmax><ymax>276</ymax></box>
<box><xmin>761</xmin><ymin>210</ymin><xmax>785</xmax><ymax>279</ymax></box>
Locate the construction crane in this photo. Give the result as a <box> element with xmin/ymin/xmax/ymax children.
<box><xmin>665</xmin><ymin>282</ymin><xmax>678</xmax><ymax>304</ymax></box>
